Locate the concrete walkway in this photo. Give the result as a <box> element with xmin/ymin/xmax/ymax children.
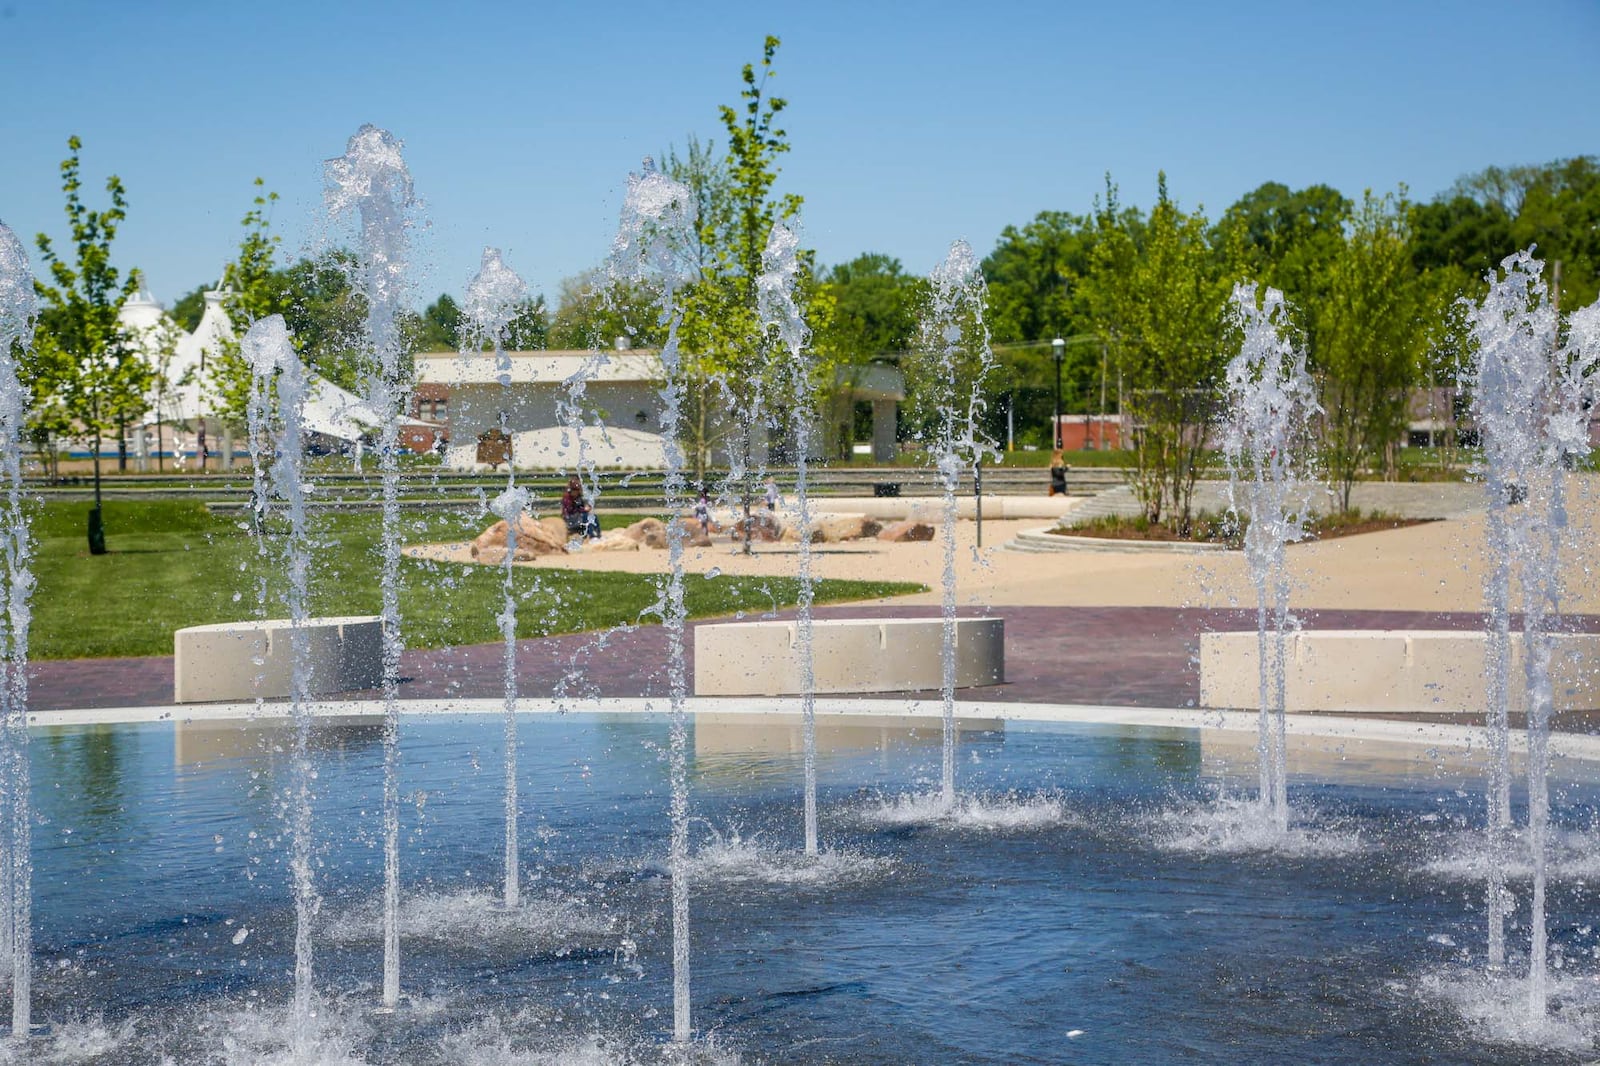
<box><xmin>29</xmin><ymin>476</ymin><xmax>1600</xmax><ymax>714</ymax></box>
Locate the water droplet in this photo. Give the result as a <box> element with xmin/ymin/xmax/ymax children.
<box><xmin>705</xmin><ymin>567</ymin><xmax>722</xmax><ymax>579</ymax></box>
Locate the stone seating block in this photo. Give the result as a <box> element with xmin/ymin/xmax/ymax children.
<box><xmin>694</xmin><ymin>617</ymin><xmax>1004</xmax><ymax>696</ymax></box>
<box><xmin>174</xmin><ymin>616</ymin><xmax>384</xmax><ymax>703</ymax></box>
<box><xmin>1199</xmin><ymin>629</ymin><xmax>1600</xmax><ymax>714</ymax></box>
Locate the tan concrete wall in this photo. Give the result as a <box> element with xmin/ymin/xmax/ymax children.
<box><xmin>1199</xmin><ymin>629</ymin><xmax>1600</xmax><ymax>714</ymax></box>
<box><xmin>174</xmin><ymin>616</ymin><xmax>383</xmax><ymax>703</ymax></box>
<box><xmin>445</xmin><ymin>381</ymin><xmax>664</xmax><ymax>470</ymax></box>
<box><xmin>694</xmin><ymin>617</ymin><xmax>1004</xmax><ymax>696</ymax></box>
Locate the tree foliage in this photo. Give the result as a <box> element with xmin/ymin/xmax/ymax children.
<box><xmin>417</xmin><ymin>293</ymin><xmax>462</xmax><ymax>351</ymax></box>
<box><xmin>670</xmin><ymin>37</ymin><xmax>804</xmax><ymax>478</ymax></box>
<box><xmin>549</xmin><ymin>273</ymin><xmax>665</xmax><ymax>350</ymax></box>
<box><xmin>1083</xmin><ymin>174</ymin><xmax>1235</xmax><ymax>530</ymax></box>
<box><xmin>200</xmin><ymin>179</ymin><xmax>282</xmax><ymax>424</ymax></box>
<box><xmin>1216</xmin><ymin>181</ymin><xmax>1349</xmax><ymax>317</ymax></box>
<box><xmin>1310</xmin><ymin>190</ymin><xmax>1426</xmax><ymax>510</ymax></box>
<box><xmin>982</xmin><ymin>210</ymin><xmax>1097</xmax><ymax>346</ymax></box>
<box><xmin>31</xmin><ymin>136</ymin><xmax>151</xmax><ymax>476</ymax></box>
<box><xmin>820</xmin><ymin>253</ymin><xmax>921</xmax><ymax>360</ymax></box>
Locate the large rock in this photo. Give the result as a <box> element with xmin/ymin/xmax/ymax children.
<box><xmin>581</xmin><ymin>531</ymin><xmax>641</xmax><ymax>552</ymax></box>
<box><xmin>622</xmin><ymin>517</ymin><xmax>669</xmax><ymax>549</ymax></box>
<box><xmin>877</xmin><ymin>519</ymin><xmax>936</xmax><ymax>543</ymax></box>
<box><xmin>680</xmin><ymin>508</ymin><xmax>722</xmax><ymax>535</ymax></box>
<box><xmin>809</xmin><ymin>513</ymin><xmax>881</xmax><ymax>543</ymax></box>
<box><xmin>618</xmin><ymin>516</ymin><xmax>713</xmax><ymax>549</ymax></box>
<box><xmin>471</xmin><ymin>514</ymin><xmax>568</xmax><ymax>559</ymax></box>
<box><xmin>731</xmin><ymin>514</ymin><xmax>786</xmax><ymax>543</ymax></box>
<box><xmin>676</xmin><ymin>517</ymin><xmax>713</xmax><ymax>548</ymax></box>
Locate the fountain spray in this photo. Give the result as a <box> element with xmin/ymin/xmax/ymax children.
<box><xmin>1466</xmin><ymin>249</ymin><xmax>1600</xmax><ymax>1015</ymax></box>
<box><xmin>757</xmin><ymin>223</ymin><xmax>821</xmax><ymax>854</ymax></box>
<box><xmin>611</xmin><ymin>158</ymin><xmax>698</xmax><ymax>1044</ymax></box>
<box><xmin>241</xmin><ymin>316</ymin><xmax>318</xmax><ymax>1056</ymax></box>
<box><xmin>919</xmin><ymin>241</ymin><xmax>997</xmax><ymax>806</ymax></box>
<box><xmin>0</xmin><ymin>222</ymin><xmax>37</xmax><ymax>1041</ymax></box>
<box><xmin>1222</xmin><ymin>283</ymin><xmax>1320</xmax><ymax>833</ymax></box>
<box><xmin>462</xmin><ymin>247</ymin><xmax>530</xmax><ymax>908</ymax></box>
<box><xmin>325</xmin><ymin>125</ymin><xmax>416</xmax><ymax>1009</ymax></box>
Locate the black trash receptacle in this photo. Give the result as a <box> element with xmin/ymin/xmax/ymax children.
<box><xmin>873</xmin><ymin>482</ymin><xmax>901</xmax><ymax>498</ymax></box>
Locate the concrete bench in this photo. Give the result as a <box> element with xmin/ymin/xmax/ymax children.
<box><xmin>174</xmin><ymin>616</ymin><xmax>384</xmax><ymax>703</ymax></box>
<box><xmin>694</xmin><ymin>617</ymin><xmax>1004</xmax><ymax>696</ymax></box>
<box><xmin>1199</xmin><ymin>629</ymin><xmax>1600</xmax><ymax>715</ymax></box>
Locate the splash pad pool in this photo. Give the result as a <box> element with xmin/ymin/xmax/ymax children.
<box><xmin>15</xmin><ymin>696</ymin><xmax>1600</xmax><ymax>1065</ymax></box>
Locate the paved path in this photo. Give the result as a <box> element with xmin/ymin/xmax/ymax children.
<box><xmin>31</xmin><ymin>477</ymin><xmax>1600</xmax><ymax>714</ymax></box>
<box><xmin>33</xmin><ymin>605</ymin><xmax>1600</xmax><ymax>714</ymax></box>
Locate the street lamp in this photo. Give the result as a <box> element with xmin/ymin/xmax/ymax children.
<box><xmin>1051</xmin><ymin>337</ymin><xmax>1065</xmax><ymax>450</ymax></box>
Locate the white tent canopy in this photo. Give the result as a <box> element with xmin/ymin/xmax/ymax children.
<box><xmin>119</xmin><ymin>287</ymin><xmax>429</xmax><ymax>445</ymax></box>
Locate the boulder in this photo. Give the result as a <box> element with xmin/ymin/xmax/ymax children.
<box><xmin>582</xmin><ymin>531</ymin><xmax>641</xmax><ymax>552</ymax></box>
<box><xmin>809</xmin><ymin>513</ymin><xmax>882</xmax><ymax>543</ymax></box>
<box><xmin>675</xmin><ymin>517</ymin><xmax>713</xmax><ymax>548</ymax></box>
<box><xmin>471</xmin><ymin>514</ymin><xmax>568</xmax><ymax>559</ymax></box>
<box><xmin>731</xmin><ymin>514</ymin><xmax>785</xmax><ymax>543</ymax></box>
<box><xmin>680</xmin><ymin>508</ymin><xmax>722</xmax><ymax>535</ymax></box>
<box><xmin>877</xmin><ymin>519</ymin><xmax>936</xmax><ymax>543</ymax></box>
<box><xmin>616</xmin><ymin>516</ymin><xmax>713</xmax><ymax>549</ymax></box>
<box><xmin>540</xmin><ymin>516</ymin><xmax>573</xmax><ymax>545</ymax></box>
<box><xmin>623</xmin><ymin>517</ymin><xmax>669</xmax><ymax>549</ymax></box>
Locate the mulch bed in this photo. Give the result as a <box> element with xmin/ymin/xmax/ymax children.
<box><xmin>1051</xmin><ymin>514</ymin><xmax>1439</xmax><ymax>547</ymax></box>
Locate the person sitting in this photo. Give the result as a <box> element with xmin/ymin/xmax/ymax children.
<box><xmin>561</xmin><ymin>475</ymin><xmax>601</xmax><ymax>539</ymax></box>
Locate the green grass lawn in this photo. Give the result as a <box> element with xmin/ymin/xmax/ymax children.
<box><xmin>27</xmin><ymin>501</ymin><xmax>925</xmax><ymax>660</ymax></box>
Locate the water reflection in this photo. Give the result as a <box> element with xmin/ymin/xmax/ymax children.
<box><xmin>174</xmin><ymin>716</ymin><xmax>386</xmax><ymax>769</ymax></box>
<box><xmin>692</xmin><ymin>712</ymin><xmax>1001</xmax><ymax>783</ymax></box>
<box><xmin>1194</xmin><ymin>725</ymin><xmax>1600</xmax><ymax>789</ymax></box>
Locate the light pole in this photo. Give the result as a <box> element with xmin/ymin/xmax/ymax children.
<box><xmin>1051</xmin><ymin>337</ymin><xmax>1064</xmax><ymax>450</ymax></box>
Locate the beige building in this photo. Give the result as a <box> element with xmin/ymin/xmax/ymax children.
<box><xmin>418</xmin><ymin>348</ymin><xmax>907</xmax><ymax>471</ymax></box>
<box><xmin>417</xmin><ymin>349</ymin><xmax>669</xmax><ymax>470</ymax></box>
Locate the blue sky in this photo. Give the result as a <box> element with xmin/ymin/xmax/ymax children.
<box><xmin>2</xmin><ymin>0</ymin><xmax>1596</xmax><ymax>308</ymax></box>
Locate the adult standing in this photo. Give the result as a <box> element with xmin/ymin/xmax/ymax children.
<box><xmin>1048</xmin><ymin>450</ymin><xmax>1068</xmax><ymax>497</ymax></box>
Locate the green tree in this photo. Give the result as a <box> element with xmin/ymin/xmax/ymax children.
<box><xmin>1410</xmin><ymin>194</ymin><xmax>1514</xmax><ymax>281</ymax></box>
<box><xmin>1425</xmin><ymin>157</ymin><xmax>1600</xmax><ymax>307</ymax></box>
<box><xmin>1216</xmin><ymin>182</ymin><xmax>1350</xmax><ymax>319</ymax></box>
<box><xmin>502</xmin><ymin>295</ymin><xmax>549</xmax><ymax>350</ymax></box>
<box><xmin>982</xmin><ymin>210</ymin><xmax>1097</xmax><ymax>345</ymax></box>
<box><xmin>1083</xmin><ymin>174</ymin><xmax>1236</xmax><ymax>531</ymax></box>
<box><xmin>1311</xmin><ymin>189</ymin><xmax>1426</xmax><ymax>510</ymax></box>
<box><xmin>32</xmin><ymin>136</ymin><xmax>150</xmax><ymax>552</ymax></box>
<box><xmin>418</xmin><ymin>293</ymin><xmax>462</xmax><ymax>351</ymax></box>
<box><xmin>204</xmin><ymin>179</ymin><xmax>283</xmax><ymax>425</ymax></box>
<box><xmin>549</xmin><ymin>273</ymin><xmax>664</xmax><ymax>349</ymax></box>
<box><xmin>278</xmin><ymin>252</ymin><xmax>369</xmax><ymax>394</ymax></box>
<box><xmin>902</xmin><ymin>243</ymin><xmax>998</xmax><ymax>461</ymax></box>
<box><xmin>668</xmin><ymin>36</ymin><xmax>827</xmax><ymax>492</ymax></box>
<box><xmin>1510</xmin><ymin>156</ymin><xmax>1600</xmax><ymax>308</ymax></box>
<box><xmin>820</xmin><ymin>253</ymin><xmax>921</xmax><ymax>359</ymax></box>
<box><xmin>979</xmin><ymin>213</ymin><xmax>1106</xmax><ymax>447</ymax></box>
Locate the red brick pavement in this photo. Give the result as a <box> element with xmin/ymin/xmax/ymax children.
<box><xmin>29</xmin><ymin>606</ymin><xmax>1600</xmax><ymax>713</ymax></box>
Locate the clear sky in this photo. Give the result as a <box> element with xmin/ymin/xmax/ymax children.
<box><xmin>2</xmin><ymin>0</ymin><xmax>1596</xmax><ymax>309</ymax></box>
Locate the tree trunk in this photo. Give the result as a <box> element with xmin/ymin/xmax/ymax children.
<box><xmin>739</xmin><ymin>421</ymin><xmax>753</xmax><ymax>556</ymax></box>
<box><xmin>88</xmin><ymin>431</ymin><xmax>106</xmax><ymax>555</ymax></box>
